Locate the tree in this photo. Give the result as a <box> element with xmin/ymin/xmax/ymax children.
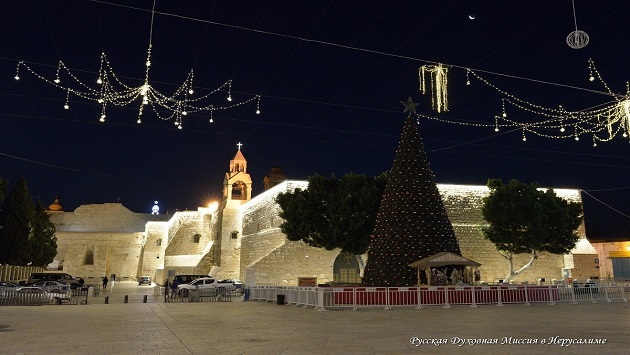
<box><xmin>276</xmin><ymin>173</ymin><xmax>387</xmax><ymax>255</ymax></box>
<box><xmin>362</xmin><ymin>113</ymin><xmax>461</xmax><ymax>287</ymax></box>
<box><xmin>482</xmin><ymin>178</ymin><xmax>583</xmax><ymax>282</ymax></box>
<box><xmin>30</xmin><ymin>199</ymin><xmax>57</xmax><ymax>267</ymax></box>
<box><xmin>0</xmin><ymin>178</ymin><xmax>35</xmax><ymax>265</ymax></box>
<box><xmin>0</xmin><ymin>178</ymin><xmax>57</xmax><ymax>266</ymax></box>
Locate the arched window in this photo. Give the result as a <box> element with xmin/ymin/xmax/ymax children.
<box><xmin>156</xmin><ymin>238</ymin><xmax>162</xmax><ymax>247</ymax></box>
<box><xmin>84</xmin><ymin>249</ymin><xmax>94</xmax><ymax>265</ymax></box>
<box><xmin>193</xmin><ymin>234</ymin><xmax>201</xmax><ymax>243</ymax></box>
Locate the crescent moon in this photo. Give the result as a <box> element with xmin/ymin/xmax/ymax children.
<box><xmin>469</xmin><ymin>14</ymin><xmax>475</xmax><ymax>20</ymax></box>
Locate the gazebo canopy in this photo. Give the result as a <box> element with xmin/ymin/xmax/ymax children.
<box><xmin>408</xmin><ymin>252</ymin><xmax>481</xmax><ymax>269</ymax></box>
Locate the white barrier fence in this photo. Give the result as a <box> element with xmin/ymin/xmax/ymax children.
<box><xmin>248</xmin><ymin>285</ymin><xmax>628</xmax><ymax>310</ymax></box>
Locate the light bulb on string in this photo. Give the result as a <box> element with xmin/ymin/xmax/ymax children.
<box><xmin>522</xmin><ymin>129</ymin><xmax>527</xmax><ymax>141</ymax></box>
<box><xmin>64</xmin><ymin>89</ymin><xmax>70</xmax><ymax>110</ymax></box>
<box><xmin>256</xmin><ymin>95</ymin><xmax>261</xmax><ymax>114</ymax></box>
<box><xmin>97</xmin><ymin>77</ymin><xmax>102</xmax><ymax>84</ymax></box>
<box><xmin>53</xmin><ymin>61</ymin><xmax>62</xmax><ymax>84</ymax></box>
<box><xmin>501</xmin><ymin>99</ymin><xmax>507</xmax><ymax>117</ymax></box>
<box><xmin>588</xmin><ymin>58</ymin><xmax>595</xmax><ymax>81</ymax></box>
<box><xmin>574</xmin><ymin>124</ymin><xmax>579</xmax><ymax>141</ymax></box>
<box><xmin>14</xmin><ymin>62</ymin><xmax>21</xmax><ymax>80</ymax></box>
<box><xmin>466</xmin><ymin>70</ymin><xmax>471</xmax><ymax>85</ymax></box>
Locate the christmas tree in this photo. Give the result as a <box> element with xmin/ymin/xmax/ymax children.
<box><xmin>362</xmin><ymin>98</ymin><xmax>461</xmax><ymax>287</ymax></box>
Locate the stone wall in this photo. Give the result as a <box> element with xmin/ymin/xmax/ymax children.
<box><xmin>216</xmin><ymin>206</ymin><xmax>243</xmax><ymax>279</ymax></box>
<box><xmin>244</xmin><ymin>241</ymin><xmax>338</xmax><ymax>286</ymax></box>
<box><xmin>441</xmin><ymin>185</ymin><xmax>576</xmax><ymax>283</ymax></box>
<box><xmin>240</xmin><ymin>181</ymin><xmax>593</xmax><ymax>285</ymax></box>
<box><xmin>54</xmin><ymin>231</ymin><xmax>145</xmax><ymax>280</ymax></box>
<box><xmin>240</xmin><ymin>181</ymin><xmax>307</xmax><ymax>279</ymax></box>
<box><xmin>570</xmin><ymin>254</ymin><xmax>600</xmax><ymax>280</ymax></box>
<box><xmin>48</xmin><ymin>183</ymin><xmax>596</xmax><ymax>287</ymax></box>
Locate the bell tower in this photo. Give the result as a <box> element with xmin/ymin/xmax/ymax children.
<box><xmin>223</xmin><ymin>142</ymin><xmax>252</xmax><ymax>206</ymax></box>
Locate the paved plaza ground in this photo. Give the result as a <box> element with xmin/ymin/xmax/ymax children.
<box><xmin>0</xmin><ymin>281</ymin><xmax>628</xmax><ymax>354</ymax></box>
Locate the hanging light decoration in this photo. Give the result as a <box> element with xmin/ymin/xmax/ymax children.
<box><xmin>415</xmin><ymin>59</ymin><xmax>630</xmax><ymax>145</ymax></box>
<box><xmin>419</xmin><ymin>63</ymin><xmax>449</xmax><ymax>113</ymax></box>
<box><xmin>12</xmin><ymin>0</ymin><xmax>260</xmax><ymax>128</ymax></box>
<box><xmin>566</xmin><ymin>0</ymin><xmax>589</xmax><ymax>49</ymax></box>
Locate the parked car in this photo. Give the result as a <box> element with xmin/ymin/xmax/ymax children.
<box><xmin>28</xmin><ymin>281</ymin><xmax>70</xmax><ymax>292</ymax></box>
<box><xmin>138</xmin><ymin>276</ymin><xmax>152</xmax><ymax>286</ymax></box>
<box><xmin>0</xmin><ymin>281</ymin><xmax>19</xmax><ymax>297</ymax></box>
<box><xmin>2</xmin><ymin>286</ymin><xmax>70</xmax><ymax>305</ymax></box>
<box><xmin>173</xmin><ymin>274</ymin><xmax>210</xmax><ymax>284</ymax></box>
<box><xmin>27</xmin><ymin>272</ymin><xmax>82</xmax><ymax>289</ymax></box>
<box><xmin>0</xmin><ymin>281</ymin><xmax>19</xmax><ymax>290</ymax></box>
<box><xmin>177</xmin><ymin>277</ymin><xmax>235</xmax><ymax>296</ymax></box>
<box><xmin>218</xmin><ymin>279</ymin><xmax>244</xmax><ymax>293</ymax></box>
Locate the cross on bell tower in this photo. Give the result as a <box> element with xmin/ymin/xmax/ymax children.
<box><xmin>223</xmin><ymin>142</ymin><xmax>252</xmax><ymax>205</ymax></box>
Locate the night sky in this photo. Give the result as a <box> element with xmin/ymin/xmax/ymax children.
<box><xmin>1</xmin><ymin>1</ymin><xmax>629</xmax><ymax>240</ymax></box>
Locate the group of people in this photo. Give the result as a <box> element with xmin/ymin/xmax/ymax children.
<box><xmin>430</xmin><ymin>267</ymin><xmax>481</xmax><ymax>286</ymax></box>
<box><xmin>102</xmin><ymin>275</ymin><xmax>116</xmax><ymax>289</ymax></box>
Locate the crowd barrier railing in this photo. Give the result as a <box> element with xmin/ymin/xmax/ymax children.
<box><xmin>247</xmin><ymin>284</ymin><xmax>628</xmax><ymax>310</ymax></box>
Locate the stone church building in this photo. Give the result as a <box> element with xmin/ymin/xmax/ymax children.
<box><xmin>48</xmin><ymin>148</ymin><xmax>599</xmax><ymax>286</ymax></box>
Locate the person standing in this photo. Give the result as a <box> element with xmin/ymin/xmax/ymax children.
<box><xmin>102</xmin><ymin>276</ymin><xmax>108</xmax><ymax>289</ymax></box>
<box><xmin>170</xmin><ymin>278</ymin><xmax>180</xmax><ymax>298</ymax></box>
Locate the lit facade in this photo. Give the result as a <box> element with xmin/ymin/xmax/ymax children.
<box><xmin>48</xmin><ymin>150</ymin><xmax>600</xmax><ymax>285</ymax></box>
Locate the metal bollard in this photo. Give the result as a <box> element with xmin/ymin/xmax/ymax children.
<box><xmin>143</xmin><ymin>295</ymin><xmax>148</xmax><ymax>303</ymax></box>
<box><xmin>105</xmin><ymin>296</ymin><xmax>109</xmax><ymax>304</ymax></box>
<box><xmin>124</xmin><ymin>295</ymin><xmax>128</xmax><ymax>303</ymax></box>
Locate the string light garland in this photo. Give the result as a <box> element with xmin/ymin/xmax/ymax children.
<box><xmin>419</xmin><ymin>63</ymin><xmax>449</xmax><ymax>113</ymax></box>
<box><xmin>12</xmin><ymin>0</ymin><xmax>260</xmax><ymax>129</ymax></box>
<box><xmin>415</xmin><ymin>59</ymin><xmax>629</xmax><ymax>146</ymax></box>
